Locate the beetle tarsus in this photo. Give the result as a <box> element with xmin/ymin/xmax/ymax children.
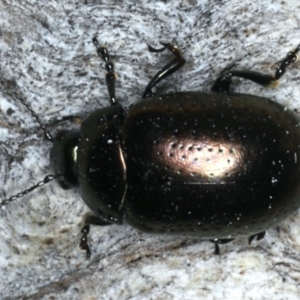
<box><xmin>79</xmin><ymin>215</ymin><xmax>113</xmax><ymax>258</ymax></box>
<box><xmin>79</xmin><ymin>224</ymin><xmax>91</xmax><ymax>259</ymax></box>
<box><xmin>275</xmin><ymin>43</ymin><xmax>300</xmax><ymax>79</ymax></box>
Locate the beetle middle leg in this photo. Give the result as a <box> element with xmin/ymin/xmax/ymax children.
<box><xmin>142</xmin><ymin>42</ymin><xmax>186</xmax><ymax>98</ymax></box>
<box><xmin>211</xmin><ymin>43</ymin><xmax>300</xmax><ymax>93</ymax></box>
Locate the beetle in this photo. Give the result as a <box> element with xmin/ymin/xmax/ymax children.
<box><xmin>1</xmin><ymin>38</ymin><xmax>300</xmax><ymax>258</ymax></box>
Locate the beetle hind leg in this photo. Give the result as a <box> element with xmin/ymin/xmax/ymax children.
<box><xmin>79</xmin><ymin>215</ymin><xmax>112</xmax><ymax>259</ymax></box>
<box><xmin>142</xmin><ymin>42</ymin><xmax>186</xmax><ymax>98</ymax></box>
<box><xmin>211</xmin><ymin>43</ymin><xmax>300</xmax><ymax>93</ymax></box>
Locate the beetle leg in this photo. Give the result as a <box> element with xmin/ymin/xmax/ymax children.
<box><xmin>211</xmin><ymin>44</ymin><xmax>300</xmax><ymax>93</ymax></box>
<box><xmin>93</xmin><ymin>37</ymin><xmax>117</xmax><ymax>105</ymax></box>
<box><xmin>142</xmin><ymin>42</ymin><xmax>186</xmax><ymax>98</ymax></box>
<box><xmin>248</xmin><ymin>231</ymin><xmax>266</xmax><ymax>245</ymax></box>
<box><xmin>79</xmin><ymin>215</ymin><xmax>112</xmax><ymax>259</ymax></box>
<box><xmin>210</xmin><ymin>238</ymin><xmax>235</xmax><ymax>255</ymax></box>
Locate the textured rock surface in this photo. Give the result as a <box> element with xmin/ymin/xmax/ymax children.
<box><xmin>0</xmin><ymin>1</ymin><xmax>300</xmax><ymax>299</ymax></box>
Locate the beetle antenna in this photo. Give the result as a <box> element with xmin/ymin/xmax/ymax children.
<box><xmin>14</xmin><ymin>94</ymin><xmax>54</xmax><ymax>142</ymax></box>
<box><xmin>92</xmin><ymin>37</ymin><xmax>117</xmax><ymax>105</ymax></box>
<box><xmin>0</xmin><ymin>174</ymin><xmax>61</xmax><ymax>207</ymax></box>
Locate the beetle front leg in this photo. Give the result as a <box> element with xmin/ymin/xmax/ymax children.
<box><xmin>79</xmin><ymin>215</ymin><xmax>112</xmax><ymax>259</ymax></box>
<box><xmin>211</xmin><ymin>43</ymin><xmax>300</xmax><ymax>93</ymax></box>
<box><xmin>142</xmin><ymin>42</ymin><xmax>186</xmax><ymax>98</ymax></box>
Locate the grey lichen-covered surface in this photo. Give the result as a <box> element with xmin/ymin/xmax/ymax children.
<box><xmin>0</xmin><ymin>0</ymin><xmax>300</xmax><ymax>299</ymax></box>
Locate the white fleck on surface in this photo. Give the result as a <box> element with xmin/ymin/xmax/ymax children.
<box><xmin>0</xmin><ymin>1</ymin><xmax>300</xmax><ymax>299</ymax></box>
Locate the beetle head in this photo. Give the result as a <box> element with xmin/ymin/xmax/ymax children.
<box><xmin>50</xmin><ymin>130</ymin><xmax>80</xmax><ymax>189</ymax></box>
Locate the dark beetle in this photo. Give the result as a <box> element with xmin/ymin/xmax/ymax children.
<box><xmin>2</xmin><ymin>39</ymin><xmax>300</xmax><ymax>258</ymax></box>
